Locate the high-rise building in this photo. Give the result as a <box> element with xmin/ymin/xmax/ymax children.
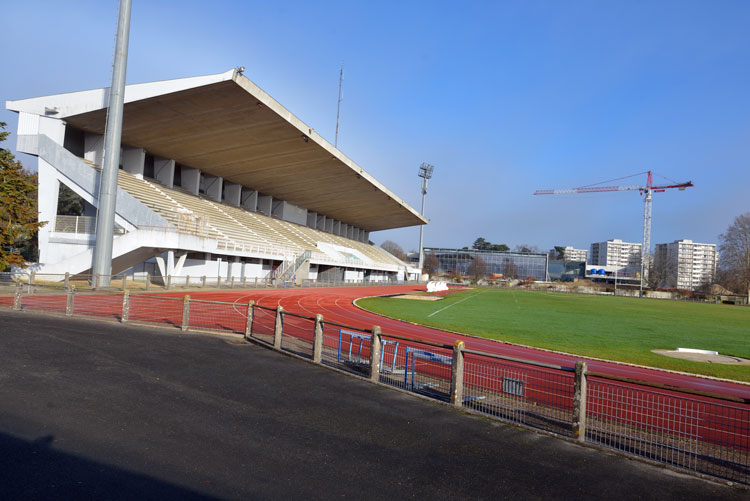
<box><xmin>654</xmin><ymin>240</ymin><xmax>718</xmax><ymax>291</ymax></box>
<box><xmin>562</xmin><ymin>246</ymin><xmax>588</xmax><ymax>262</ymax></box>
<box><xmin>589</xmin><ymin>239</ymin><xmax>642</xmax><ymax>271</ymax></box>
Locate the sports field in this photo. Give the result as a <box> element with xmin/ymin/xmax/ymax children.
<box><xmin>357</xmin><ymin>289</ymin><xmax>750</xmax><ymax>382</ymax></box>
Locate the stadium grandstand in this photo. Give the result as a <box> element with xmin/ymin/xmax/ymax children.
<box><xmin>5</xmin><ymin>69</ymin><xmax>425</xmax><ymax>284</ymax></box>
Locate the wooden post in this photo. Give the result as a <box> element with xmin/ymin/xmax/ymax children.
<box><xmin>185</xmin><ymin>275</ymin><xmax>190</xmax><ymax>288</ymax></box>
<box><xmin>166</xmin><ymin>274</ymin><xmax>172</xmax><ymax>290</ymax></box>
<box><xmin>145</xmin><ymin>272</ymin><xmax>150</xmax><ymax>291</ymax></box>
<box><xmin>273</xmin><ymin>306</ymin><xmax>284</xmax><ymax>350</ymax></box>
<box><xmin>202</xmin><ymin>275</ymin><xmax>206</xmax><ymax>288</ymax></box>
<box><xmin>573</xmin><ymin>361</ymin><xmax>588</xmax><ymax>442</ymax></box>
<box><xmin>369</xmin><ymin>326</ymin><xmax>382</xmax><ymax>382</ymax></box>
<box><xmin>217</xmin><ymin>275</ymin><xmax>222</xmax><ymax>288</ymax></box>
<box><xmin>255</xmin><ymin>277</ymin><xmax>258</xmax><ymax>288</ymax></box>
<box><xmin>66</xmin><ymin>290</ymin><xmax>74</xmax><ymax>316</ymax></box>
<box><xmin>231</xmin><ymin>276</ymin><xmax>235</xmax><ymax>288</ymax></box>
<box><xmin>121</xmin><ymin>274</ymin><xmax>127</xmax><ymax>291</ymax></box>
<box><xmin>64</xmin><ymin>272</ymin><xmax>70</xmax><ymax>291</ymax></box>
<box><xmin>181</xmin><ymin>295</ymin><xmax>190</xmax><ymax>332</ymax></box>
<box><xmin>313</xmin><ymin>314</ymin><xmax>324</xmax><ymax>363</ymax></box>
<box><xmin>121</xmin><ymin>290</ymin><xmax>130</xmax><ymax>322</ymax></box>
<box><xmin>244</xmin><ymin>301</ymin><xmax>254</xmax><ymax>340</ymax></box>
<box><xmin>450</xmin><ymin>340</ymin><xmax>465</xmax><ymax>406</ymax></box>
<box><xmin>30</xmin><ymin>272</ymin><xmax>36</xmax><ymax>286</ymax></box>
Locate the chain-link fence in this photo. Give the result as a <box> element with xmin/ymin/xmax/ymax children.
<box><xmin>1</xmin><ymin>288</ymin><xmax>747</xmax><ymax>485</ymax></box>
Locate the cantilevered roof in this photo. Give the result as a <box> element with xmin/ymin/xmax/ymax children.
<box><xmin>7</xmin><ymin>69</ymin><xmax>426</xmax><ymax>232</ymax></box>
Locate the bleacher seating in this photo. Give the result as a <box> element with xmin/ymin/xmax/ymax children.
<box><xmin>113</xmin><ymin>168</ymin><xmax>404</xmax><ymax>269</ymax></box>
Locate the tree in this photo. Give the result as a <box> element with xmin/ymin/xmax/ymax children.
<box><xmin>380</xmin><ymin>240</ymin><xmax>406</xmax><ymax>261</ymax></box>
<box><xmin>503</xmin><ymin>259</ymin><xmax>518</xmax><ymax>279</ymax></box>
<box><xmin>514</xmin><ymin>244</ymin><xmax>540</xmax><ymax>254</ymax></box>
<box><xmin>718</xmin><ymin>212</ymin><xmax>750</xmax><ymax>294</ymax></box>
<box><xmin>57</xmin><ymin>183</ymin><xmax>85</xmax><ymax>216</ymax></box>
<box><xmin>423</xmin><ymin>253</ymin><xmax>439</xmax><ymax>277</ymax></box>
<box><xmin>472</xmin><ymin>237</ymin><xmax>489</xmax><ymax>250</ymax></box>
<box><xmin>490</xmin><ymin>243</ymin><xmax>510</xmax><ymax>251</ymax></box>
<box><xmin>0</xmin><ymin>122</ymin><xmax>45</xmax><ymax>270</ymax></box>
<box><xmin>554</xmin><ymin>246</ymin><xmax>566</xmax><ymax>260</ymax></box>
<box><xmin>467</xmin><ymin>255</ymin><xmax>487</xmax><ymax>282</ymax></box>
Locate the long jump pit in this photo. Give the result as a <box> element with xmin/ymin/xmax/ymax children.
<box><xmin>652</xmin><ymin>348</ymin><xmax>750</xmax><ymax>366</ymax></box>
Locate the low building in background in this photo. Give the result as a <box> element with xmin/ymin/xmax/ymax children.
<box><xmin>654</xmin><ymin>240</ymin><xmax>718</xmax><ymax>291</ymax></box>
<box><xmin>589</xmin><ymin>239</ymin><xmax>642</xmax><ymax>272</ymax></box>
<box><xmin>423</xmin><ymin>247</ymin><xmax>549</xmax><ymax>281</ymax></box>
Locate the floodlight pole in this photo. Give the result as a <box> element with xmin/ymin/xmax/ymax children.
<box><xmin>417</xmin><ymin>163</ymin><xmax>434</xmax><ymax>273</ymax></box>
<box><xmin>92</xmin><ymin>0</ymin><xmax>132</xmax><ymax>288</ymax></box>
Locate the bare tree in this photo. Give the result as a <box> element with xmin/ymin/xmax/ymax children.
<box><xmin>503</xmin><ymin>259</ymin><xmax>518</xmax><ymax>279</ymax></box>
<box><xmin>423</xmin><ymin>253</ymin><xmax>439</xmax><ymax>277</ymax></box>
<box><xmin>718</xmin><ymin>212</ymin><xmax>750</xmax><ymax>294</ymax></box>
<box><xmin>380</xmin><ymin>240</ymin><xmax>406</xmax><ymax>261</ymax></box>
<box><xmin>513</xmin><ymin>244</ymin><xmax>540</xmax><ymax>254</ymax></box>
<box><xmin>467</xmin><ymin>255</ymin><xmax>487</xmax><ymax>282</ymax></box>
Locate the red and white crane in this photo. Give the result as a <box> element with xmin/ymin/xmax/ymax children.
<box><xmin>534</xmin><ymin>171</ymin><xmax>694</xmax><ymax>294</ymax></box>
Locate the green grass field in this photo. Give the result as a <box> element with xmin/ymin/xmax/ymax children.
<box><xmin>357</xmin><ymin>289</ymin><xmax>750</xmax><ymax>382</ymax></box>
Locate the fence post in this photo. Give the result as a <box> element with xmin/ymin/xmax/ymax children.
<box><xmin>13</xmin><ymin>283</ymin><xmax>22</xmax><ymax>311</ymax></box>
<box><xmin>30</xmin><ymin>271</ymin><xmax>36</xmax><ymax>286</ymax></box>
<box><xmin>181</xmin><ymin>295</ymin><xmax>190</xmax><ymax>332</ymax></box>
<box><xmin>121</xmin><ymin>274</ymin><xmax>127</xmax><ymax>291</ymax></box>
<box><xmin>242</xmin><ymin>276</ymin><xmax>247</xmax><ymax>288</ymax></box>
<box><xmin>573</xmin><ymin>361</ymin><xmax>588</xmax><ymax>442</ymax></box>
<box><xmin>217</xmin><ymin>275</ymin><xmax>222</xmax><ymax>288</ymax></box>
<box><xmin>64</xmin><ymin>272</ymin><xmax>70</xmax><ymax>291</ymax></box>
<box><xmin>450</xmin><ymin>340</ymin><xmax>466</xmax><ymax>406</ymax></box>
<box><xmin>273</xmin><ymin>306</ymin><xmax>284</xmax><ymax>350</ymax></box>
<box><xmin>231</xmin><ymin>276</ymin><xmax>235</xmax><ymax>288</ymax></box>
<box><xmin>369</xmin><ymin>326</ymin><xmax>382</xmax><ymax>382</ymax></box>
<box><xmin>202</xmin><ymin>275</ymin><xmax>206</xmax><ymax>288</ymax></box>
<box><xmin>244</xmin><ymin>301</ymin><xmax>254</xmax><ymax>340</ymax></box>
<box><xmin>145</xmin><ymin>272</ymin><xmax>150</xmax><ymax>291</ymax></box>
<box><xmin>121</xmin><ymin>290</ymin><xmax>130</xmax><ymax>322</ymax></box>
<box><xmin>66</xmin><ymin>290</ymin><xmax>74</xmax><ymax>316</ymax></box>
<box><xmin>313</xmin><ymin>314</ymin><xmax>324</xmax><ymax>363</ymax></box>
<box><xmin>185</xmin><ymin>275</ymin><xmax>190</xmax><ymax>288</ymax></box>
<box><xmin>255</xmin><ymin>277</ymin><xmax>258</xmax><ymax>288</ymax></box>
<box><xmin>166</xmin><ymin>275</ymin><xmax>172</xmax><ymax>290</ymax></box>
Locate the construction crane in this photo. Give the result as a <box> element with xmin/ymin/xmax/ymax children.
<box><xmin>534</xmin><ymin>171</ymin><xmax>694</xmax><ymax>296</ymax></box>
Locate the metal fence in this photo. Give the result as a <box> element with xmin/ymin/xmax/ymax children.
<box><xmin>1</xmin><ymin>288</ymin><xmax>747</xmax><ymax>485</ymax></box>
<box><xmin>0</xmin><ymin>272</ymin><xmax>419</xmax><ymax>296</ymax></box>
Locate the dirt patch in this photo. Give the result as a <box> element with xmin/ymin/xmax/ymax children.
<box><xmin>651</xmin><ymin>349</ymin><xmax>750</xmax><ymax>365</ymax></box>
<box><xmin>391</xmin><ymin>294</ymin><xmax>444</xmax><ymax>301</ymax></box>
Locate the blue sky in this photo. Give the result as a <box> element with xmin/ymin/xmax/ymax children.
<box><xmin>2</xmin><ymin>1</ymin><xmax>749</xmax><ymax>254</ymax></box>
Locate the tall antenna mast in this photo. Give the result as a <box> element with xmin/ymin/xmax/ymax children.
<box><xmin>335</xmin><ymin>61</ymin><xmax>343</xmax><ymax>148</ymax></box>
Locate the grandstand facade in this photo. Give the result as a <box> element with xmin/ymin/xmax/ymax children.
<box><xmin>6</xmin><ymin>69</ymin><xmax>425</xmax><ymax>283</ymax></box>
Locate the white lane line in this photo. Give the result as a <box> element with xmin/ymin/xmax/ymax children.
<box><xmin>427</xmin><ymin>290</ymin><xmax>485</xmax><ymax>318</ymax></box>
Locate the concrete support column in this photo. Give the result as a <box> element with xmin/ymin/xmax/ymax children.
<box><xmin>573</xmin><ymin>361</ymin><xmax>588</xmax><ymax>442</ymax></box>
<box><xmin>84</xmin><ymin>132</ymin><xmax>104</xmax><ymax>166</ymax></box>
<box><xmin>241</xmin><ymin>188</ymin><xmax>258</xmax><ymax>211</ymax></box>
<box><xmin>202</xmin><ymin>174</ymin><xmax>223</xmax><ymax>202</ymax></box>
<box><xmin>313</xmin><ymin>314</ymin><xmax>324</xmax><ymax>363</ymax></box>
<box><xmin>307</xmin><ymin>211</ymin><xmax>317</xmax><ymax>229</ymax></box>
<box><xmin>317</xmin><ymin>214</ymin><xmax>327</xmax><ymax>230</ymax></box>
<box><xmin>223</xmin><ymin>182</ymin><xmax>241</xmax><ymax>207</ymax></box>
<box><xmin>369</xmin><ymin>326</ymin><xmax>382</xmax><ymax>382</ymax></box>
<box><xmin>181</xmin><ymin>166</ymin><xmax>201</xmax><ymax>195</ymax></box>
<box><xmin>154</xmin><ymin>157</ymin><xmax>175</xmax><ymax>188</ymax></box>
<box><xmin>257</xmin><ymin>195</ymin><xmax>272</xmax><ymax>216</ymax></box>
<box><xmin>450</xmin><ymin>341</ymin><xmax>465</xmax><ymax>406</ymax></box>
<box><xmin>122</xmin><ymin>147</ymin><xmax>145</xmax><ymax>178</ymax></box>
<box><xmin>274</xmin><ymin>306</ymin><xmax>284</xmax><ymax>350</ymax></box>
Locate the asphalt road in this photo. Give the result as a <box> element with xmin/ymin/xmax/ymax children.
<box><xmin>0</xmin><ymin>309</ymin><xmax>745</xmax><ymax>499</ymax></box>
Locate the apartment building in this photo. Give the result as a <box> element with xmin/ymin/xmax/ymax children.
<box><xmin>589</xmin><ymin>239</ymin><xmax>642</xmax><ymax>271</ymax></box>
<box><xmin>654</xmin><ymin>240</ymin><xmax>718</xmax><ymax>291</ymax></box>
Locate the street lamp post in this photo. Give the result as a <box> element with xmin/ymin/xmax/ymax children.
<box><xmin>417</xmin><ymin>163</ymin><xmax>434</xmax><ymax>273</ymax></box>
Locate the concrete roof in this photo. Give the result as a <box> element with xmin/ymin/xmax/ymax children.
<box><xmin>7</xmin><ymin>69</ymin><xmax>426</xmax><ymax>232</ymax></box>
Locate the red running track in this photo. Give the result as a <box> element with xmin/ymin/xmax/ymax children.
<box><xmin>159</xmin><ymin>284</ymin><xmax>750</xmax><ymax>401</ymax></box>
